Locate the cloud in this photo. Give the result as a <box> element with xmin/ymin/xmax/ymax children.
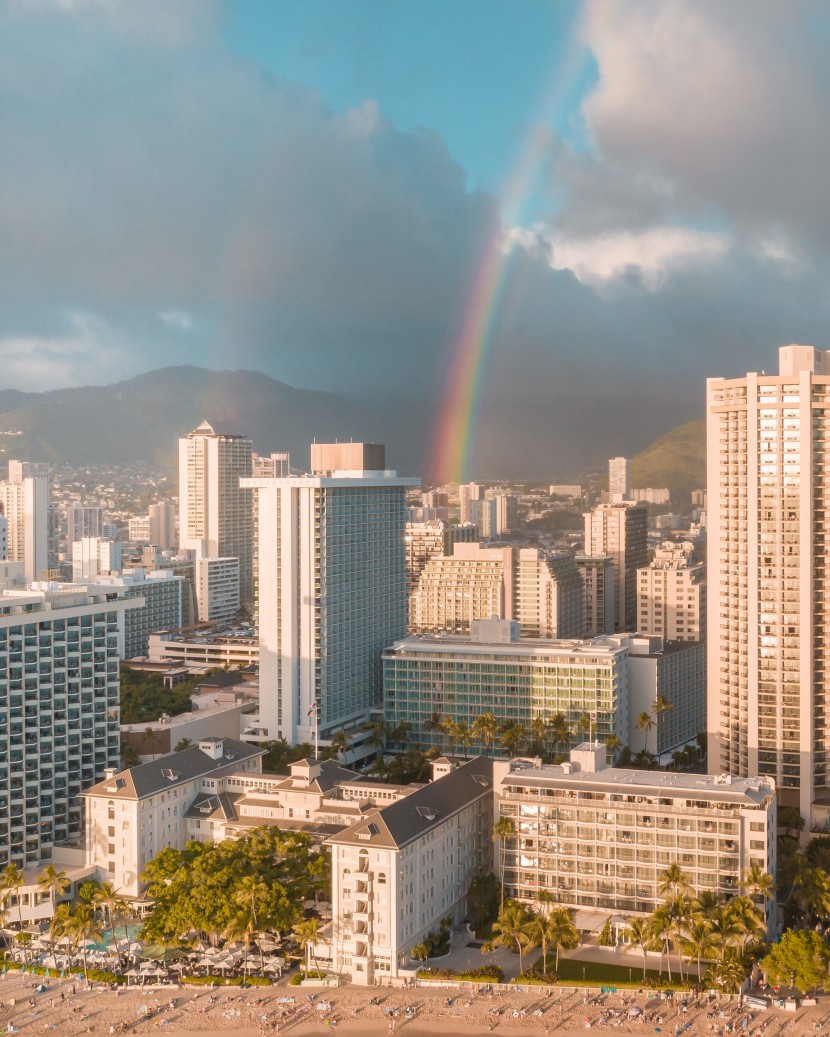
<box><xmin>511</xmin><ymin>223</ymin><xmax>730</xmax><ymax>290</ymax></box>
<box><xmin>0</xmin><ymin>1</ymin><xmax>830</xmax><ymax>477</ymax></box>
<box><xmin>0</xmin><ymin>312</ymin><xmax>138</xmax><ymax>390</ymax></box>
<box><xmin>577</xmin><ymin>0</ymin><xmax>830</xmax><ymax>247</ymax></box>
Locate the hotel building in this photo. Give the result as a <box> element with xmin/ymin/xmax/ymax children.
<box><xmin>707</xmin><ymin>344</ymin><xmax>830</xmax><ymax>820</ymax></box>
<box><xmin>242</xmin><ymin>444</ymin><xmax>417</xmax><ymax>744</ymax></box>
<box><xmin>584</xmin><ymin>502</ymin><xmax>648</xmax><ymax>633</ymax></box>
<box><xmin>637</xmin><ymin>541</ymin><xmax>706</xmax><ymax>643</ymax></box>
<box><xmin>494</xmin><ymin>744</ymin><xmax>776</xmax><ymax>936</ymax></box>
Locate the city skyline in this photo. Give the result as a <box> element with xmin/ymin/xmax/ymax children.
<box><xmin>1</xmin><ymin>3</ymin><xmax>829</xmax><ymax>480</ymax></box>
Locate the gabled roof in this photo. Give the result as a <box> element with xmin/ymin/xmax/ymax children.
<box><xmin>327</xmin><ymin>757</ymin><xmax>493</xmax><ymax>851</ymax></box>
<box><xmin>184</xmin><ymin>791</ymin><xmax>239</xmax><ymax>822</ymax></box>
<box><xmin>82</xmin><ymin>737</ymin><xmax>265</xmax><ymax>802</ymax></box>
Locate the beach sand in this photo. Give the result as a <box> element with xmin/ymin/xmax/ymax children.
<box><xmin>0</xmin><ymin>969</ymin><xmax>822</xmax><ymax>1037</ymax></box>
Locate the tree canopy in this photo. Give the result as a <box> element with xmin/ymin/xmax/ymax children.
<box><xmin>141</xmin><ymin>828</ymin><xmax>329</xmax><ymax>945</ymax></box>
<box><xmin>760</xmin><ymin>929</ymin><xmax>830</xmax><ymax>993</ymax></box>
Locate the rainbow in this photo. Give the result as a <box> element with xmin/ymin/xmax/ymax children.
<box><xmin>429</xmin><ymin>40</ymin><xmax>593</xmax><ymax>485</ymax></box>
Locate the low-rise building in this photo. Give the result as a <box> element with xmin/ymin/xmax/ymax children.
<box><xmin>494</xmin><ymin>744</ymin><xmax>776</xmax><ymax>937</ymax></box>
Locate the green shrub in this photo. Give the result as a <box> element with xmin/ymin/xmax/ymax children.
<box><xmin>182</xmin><ymin>975</ymin><xmax>242</xmax><ymax>986</ymax></box>
<box><xmin>289</xmin><ymin>973</ymin><xmax>303</xmax><ymax>986</ymax></box>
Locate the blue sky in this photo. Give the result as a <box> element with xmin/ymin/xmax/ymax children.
<box><xmin>220</xmin><ymin>0</ymin><xmax>594</xmax><ymax>216</ymax></box>
<box><xmin>0</xmin><ymin>1</ymin><xmax>829</xmax><ymax>476</ymax></box>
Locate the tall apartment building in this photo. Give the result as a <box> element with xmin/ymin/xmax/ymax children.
<box><xmin>584</xmin><ymin>502</ymin><xmax>648</xmax><ymax>633</ymax></box>
<box><xmin>242</xmin><ymin>444</ymin><xmax>418</xmax><ymax>743</ymax></box>
<box><xmin>485</xmin><ymin>489</ymin><xmax>518</xmax><ymax>534</ymax></box>
<box><xmin>67</xmin><ymin>503</ymin><xmax>103</xmax><ymax>546</ymax></box>
<box><xmin>458</xmin><ymin>482</ymin><xmax>483</xmax><ymax>524</ymax></box>
<box><xmin>384</xmin><ymin>622</ymin><xmax>704</xmax><ymax>759</ymax></box>
<box><xmin>148</xmin><ymin>502</ymin><xmax>176</xmax><ymax>549</ymax></box>
<box><xmin>0</xmin><ymin>583</ymin><xmax>135</xmax><ymax>868</ymax></box>
<box><xmin>707</xmin><ymin>344</ymin><xmax>830</xmax><ymax>819</ymax></box>
<box><xmin>630</xmin><ymin>488</ymin><xmax>671</xmax><ymax>505</ymax></box>
<box><xmin>83</xmin><ymin>569</ymin><xmax>183</xmax><ymax>659</ymax></box>
<box><xmin>404</xmin><ymin>519</ymin><xmax>478</xmax><ymax>598</ymax></box>
<box><xmin>495</xmin><ymin>745</ymin><xmax>776</xmax><ymax>934</ymax></box>
<box><xmin>608</xmin><ymin>456</ymin><xmax>631</xmax><ymax>501</ymax></box>
<box><xmin>637</xmin><ymin>541</ymin><xmax>706</xmax><ymax>642</ymax></box>
<box><xmin>410</xmin><ymin>542</ymin><xmax>584</xmax><ymax>639</ymax></box>
<box><xmin>194</xmin><ymin>556</ymin><xmax>240</xmax><ymax>624</ymax></box>
<box><xmin>72</xmin><ymin>537</ymin><xmax>122</xmax><ymax>582</ymax></box>
<box><xmin>252</xmin><ymin>452</ymin><xmax>291</xmax><ymax>478</ymax></box>
<box><xmin>128</xmin><ymin>517</ymin><xmax>150</xmax><ymax>542</ymax></box>
<box><xmin>178</xmin><ymin>420</ymin><xmax>253</xmax><ymax>603</ymax></box>
<box><xmin>0</xmin><ymin>514</ymin><xmax>6</xmax><ymax>561</ymax></box>
<box><xmin>0</xmin><ymin>461</ymin><xmax>49</xmax><ymax>584</ymax></box>
<box><xmin>469</xmin><ymin>497</ymin><xmax>498</xmax><ymax>539</ymax></box>
<box><xmin>576</xmin><ymin>555</ymin><xmax>615</xmax><ymax>636</ymax></box>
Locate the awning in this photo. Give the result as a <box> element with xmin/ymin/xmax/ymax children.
<box><xmin>571</xmin><ymin>908</ymin><xmax>615</xmax><ymax>933</ymax></box>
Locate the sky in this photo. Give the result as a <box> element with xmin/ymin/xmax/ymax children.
<box><xmin>1</xmin><ymin>0</ymin><xmax>830</xmax><ymax>478</ymax></box>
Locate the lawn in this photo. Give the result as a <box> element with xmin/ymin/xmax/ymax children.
<box><xmin>531</xmin><ymin>956</ymin><xmax>688</xmax><ymax>989</ymax></box>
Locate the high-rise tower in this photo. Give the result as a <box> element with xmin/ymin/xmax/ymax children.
<box><xmin>608</xmin><ymin>456</ymin><xmax>631</xmax><ymax>501</ymax></box>
<box><xmin>583</xmin><ymin>502</ymin><xmax>648</xmax><ymax>633</ymax></box>
<box><xmin>708</xmin><ymin>344</ymin><xmax>830</xmax><ymax>820</ymax></box>
<box><xmin>243</xmin><ymin>444</ymin><xmax>418</xmax><ymax>743</ymax></box>
<box><xmin>178</xmin><ymin>420</ymin><xmax>253</xmax><ymax>604</ymax></box>
<box><xmin>0</xmin><ymin>461</ymin><xmax>49</xmax><ymax>584</ymax></box>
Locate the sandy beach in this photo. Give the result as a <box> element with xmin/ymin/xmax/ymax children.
<box><xmin>0</xmin><ymin>970</ymin><xmax>823</xmax><ymax>1037</ymax></box>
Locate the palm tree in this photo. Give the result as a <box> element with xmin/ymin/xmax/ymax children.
<box><xmin>441</xmin><ymin>717</ymin><xmax>460</xmax><ymax>756</ymax></box>
<box><xmin>648</xmin><ymin>906</ymin><xmax>677</xmax><ymax>981</ymax></box>
<box><xmin>293</xmin><ymin>917</ymin><xmax>322</xmax><ymax>978</ymax></box>
<box><xmin>472</xmin><ymin>712</ymin><xmax>499</xmax><ymax>753</ymax></box>
<box><xmin>1</xmin><ymin>863</ymin><xmax>26</xmax><ymax>960</ymax></box>
<box><xmin>545</xmin><ymin>906</ymin><xmax>579</xmax><ymax>973</ymax></box>
<box><xmin>451</xmin><ymin>721</ymin><xmax>474</xmax><ymax>761</ymax></box>
<box><xmin>622</xmin><ymin>916</ymin><xmax>652</xmax><ymax>980</ymax></box>
<box><xmin>36</xmin><ymin>865</ymin><xmax>69</xmax><ymax>919</ymax></box>
<box><xmin>329</xmin><ymin>731</ymin><xmax>349</xmax><ymax>760</ymax></box>
<box><xmin>792</xmin><ymin>863</ymin><xmax>830</xmax><ymax>924</ymax></box>
<box><xmin>707</xmin><ymin>904</ymin><xmax>740</xmax><ymax>962</ymax></box>
<box><xmin>657</xmin><ymin>863</ymin><xmax>693</xmax><ymax>899</ymax></box>
<box><xmin>92</xmin><ymin>883</ymin><xmax>127</xmax><ymax>968</ymax></box>
<box><xmin>664</xmin><ymin>895</ymin><xmax>693</xmax><ymax>982</ymax></box>
<box><xmin>729</xmin><ymin>896</ymin><xmax>766</xmax><ymax>956</ymax></box>
<box><xmin>492</xmin><ymin>901</ymin><xmax>533</xmax><ymax>973</ymax></box>
<box><xmin>224</xmin><ymin>910</ymin><xmax>258</xmax><ymax>983</ymax></box>
<box><xmin>500</xmin><ymin>722</ymin><xmax>526</xmax><ymax>758</ymax></box>
<box><xmin>361</xmin><ymin>720</ymin><xmax>388</xmax><ymax>761</ymax></box>
<box><xmin>529</xmin><ymin>716</ymin><xmax>547</xmax><ymax>756</ymax></box>
<box><xmin>174</xmin><ymin>737</ymin><xmax>193</xmax><ymax>752</ymax></box>
<box><xmin>492</xmin><ymin>816</ymin><xmax>517</xmax><ymax>910</ymax></box>
<box><xmin>65</xmin><ymin>904</ymin><xmax>103</xmax><ymax>982</ymax></box>
<box><xmin>49</xmin><ymin>902</ymin><xmax>72</xmax><ymax>974</ymax></box>
<box><xmin>682</xmin><ymin>919</ymin><xmax>717</xmax><ymax>981</ymax></box>
<box><xmin>141</xmin><ymin>727</ymin><xmax>158</xmax><ymax>760</ymax></box>
<box><xmin>635</xmin><ymin>711</ymin><xmax>655</xmax><ymax>752</ymax></box>
<box><xmin>742</xmin><ymin>862</ymin><xmax>774</xmax><ymax>903</ymax></box>
<box><xmin>603</xmin><ymin>733</ymin><xmax>621</xmax><ymax>763</ymax></box>
<box><xmin>546</xmin><ymin>713</ymin><xmax>571</xmax><ymax>759</ymax></box>
<box><xmin>652</xmin><ymin>694</ymin><xmax>673</xmax><ymax>720</ymax></box>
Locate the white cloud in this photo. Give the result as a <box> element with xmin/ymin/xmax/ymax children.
<box><xmin>511</xmin><ymin>223</ymin><xmax>729</xmax><ymax>289</ymax></box>
<box><xmin>158</xmin><ymin>310</ymin><xmax>195</xmax><ymax>332</ymax></box>
<box><xmin>0</xmin><ymin>312</ymin><xmax>135</xmax><ymax>390</ymax></box>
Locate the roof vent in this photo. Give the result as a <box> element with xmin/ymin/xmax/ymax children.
<box><xmin>417</xmin><ymin>806</ymin><xmax>438</xmax><ymax>821</ymax></box>
<box><xmin>162</xmin><ymin>769</ymin><xmax>180</xmax><ymax>781</ymax></box>
<box><xmin>472</xmin><ymin>774</ymin><xmax>490</xmax><ymax>787</ymax></box>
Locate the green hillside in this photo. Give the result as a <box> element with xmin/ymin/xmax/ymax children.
<box><xmin>630</xmin><ymin>418</ymin><xmax>705</xmax><ymax>496</ymax></box>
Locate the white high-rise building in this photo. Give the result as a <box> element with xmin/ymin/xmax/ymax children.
<box><xmin>67</xmin><ymin>503</ymin><xmax>103</xmax><ymax>546</ymax></box>
<box><xmin>458</xmin><ymin>482</ymin><xmax>483</xmax><ymax>524</ymax></box>
<box><xmin>0</xmin><ymin>461</ymin><xmax>49</xmax><ymax>584</ymax></box>
<box><xmin>243</xmin><ymin>444</ymin><xmax>418</xmax><ymax>743</ymax></box>
<box><xmin>584</xmin><ymin>502</ymin><xmax>648</xmax><ymax>633</ymax></box>
<box><xmin>608</xmin><ymin>456</ymin><xmax>631</xmax><ymax>501</ymax></box>
<box><xmin>148</xmin><ymin>501</ymin><xmax>176</xmax><ymax>549</ymax></box>
<box><xmin>0</xmin><ymin>582</ymin><xmax>135</xmax><ymax>867</ymax></box>
<box><xmin>178</xmin><ymin>420</ymin><xmax>253</xmax><ymax>602</ymax></box>
<box><xmin>708</xmin><ymin>344</ymin><xmax>830</xmax><ymax>821</ymax></box>
<box><xmin>83</xmin><ymin>568</ymin><xmax>183</xmax><ymax>659</ymax></box>
<box><xmin>252</xmin><ymin>452</ymin><xmax>291</xmax><ymax>478</ymax></box>
<box><xmin>195</xmin><ymin>556</ymin><xmax>240</xmax><ymax>624</ymax></box>
<box><xmin>72</xmin><ymin>537</ymin><xmax>122</xmax><ymax>582</ymax></box>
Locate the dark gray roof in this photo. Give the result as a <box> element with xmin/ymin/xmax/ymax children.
<box><xmin>328</xmin><ymin>757</ymin><xmax>493</xmax><ymax>851</ymax></box>
<box><xmin>196</xmin><ymin>672</ymin><xmax>243</xmax><ymax>689</ymax></box>
<box><xmin>82</xmin><ymin>737</ymin><xmax>265</xmax><ymax>801</ymax></box>
<box><xmin>184</xmin><ymin>791</ymin><xmax>239</xmax><ymax>822</ymax></box>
